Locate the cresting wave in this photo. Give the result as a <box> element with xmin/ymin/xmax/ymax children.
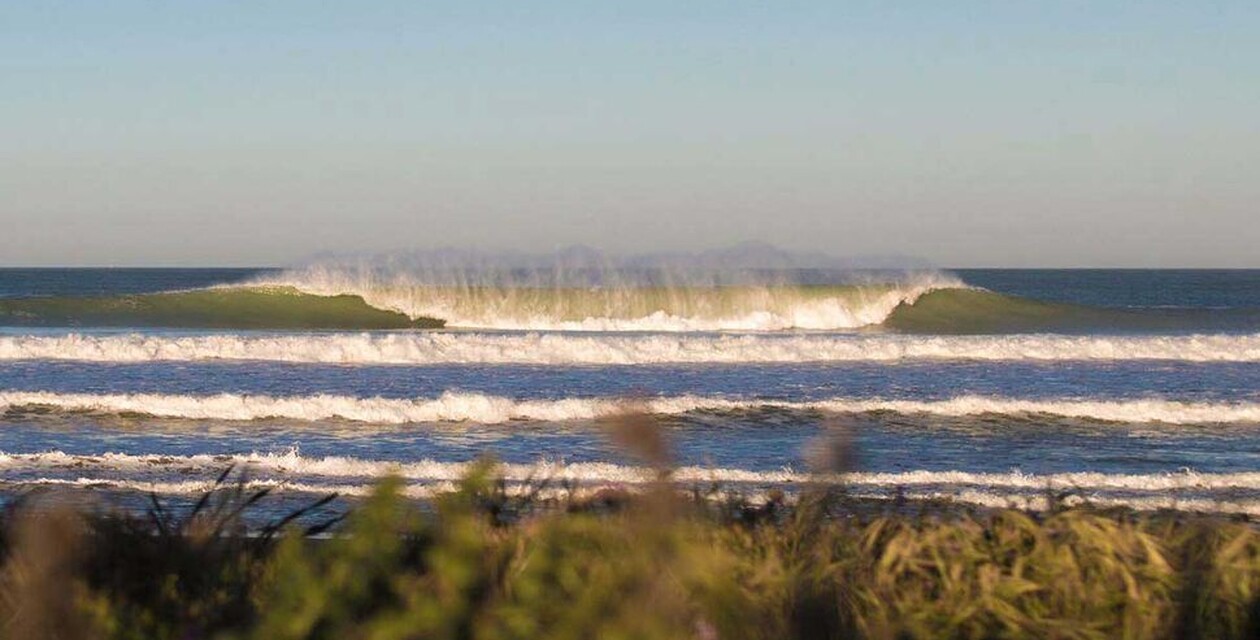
<box><xmin>256</xmin><ymin>261</ymin><xmax>1260</xmax><ymax>333</ymax></box>
<box><xmin>249</xmin><ymin>280</ymin><xmax>956</xmax><ymax>332</ymax></box>
<box><xmin>4</xmin><ymin>391</ymin><xmax>1260</xmax><ymax>425</ymax></box>
<box><xmin>5</xmin><ymin>278</ymin><xmax>1258</xmax><ymax>333</ymax></box>
<box><xmin>4</xmin><ymin>449</ymin><xmax>1259</xmax><ymax>492</ymax></box>
<box><xmin>0</xmin><ymin>282</ymin><xmax>953</xmax><ymax>332</ymax></box>
<box><xmin>3</xmin><ymin>332</ymin><xmax>1260</xmax><ymax>364</ymax></box>
<box><xmin>256</xmin><ymin>251</ymin><xmax>964</xmax><ymax>331</ymax></box>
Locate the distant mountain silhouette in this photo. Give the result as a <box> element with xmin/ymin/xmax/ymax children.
<box><xmin>295</xmin><ymin>243</ymin><xmax>935</xmax><ymax>272</ymax></box>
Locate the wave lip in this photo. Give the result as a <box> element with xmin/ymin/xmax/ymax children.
<box><xmin>3</xmin><ymin>390</ymin><xmax>1259</xmax><ymax>425</ymax></box>
<box><xmin>3</xmin><ymin>332</ymin><xmax>1260</xmax><ymax>364</ymax></box>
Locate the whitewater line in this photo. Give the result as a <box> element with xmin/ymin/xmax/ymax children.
<box><xmin>3</xmin><ymin>449</ymin><xmax>1259</xmax><ymax>492</ymax></box>
<box><xmin>3</xmin><ymin>390</ymin><xmax>1260</xmax><ymax>425</ymax></box>
<box><xmin>5</xmin><ymin>477</ymin><xmax>1257</xmax><ymax>516</ymax></box>
<box><xmin>3</xmin><ymin>332</ymin><xmax>1260</xmax><ymax>364</ymax></box>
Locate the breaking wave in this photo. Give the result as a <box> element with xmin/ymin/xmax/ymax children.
<box><xmin>2</xmin><ymin>332</ymin><xmax>1259</xmax><ymax>364</ymax></box>
<box><xmin>252</xmin><ymin>253</ymin><xmax>1260</xmax><ymax>333</ymax></box>
<box><xmin>3</xmin><ymin>270</ymin><xmax>1256</xmax><ymax>334</ymax></box>
<box><xmin>253</xmin><ymin>280</ymin><xmax>956</xmax><ymax>332</ymax></box>
<box><xmin>0</xmin><ymin>281</ymin><xmax>951</xmax><ymax>332</ymax></box>
<box><xmin>3</xmin><ymin>391</ymin><xmax>1259</xmax><ymax>425</ymax></box>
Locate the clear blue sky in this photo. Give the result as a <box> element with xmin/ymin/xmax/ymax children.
<box><xmin>2</xmin><ymin>1</ymin><xmax>1257</xmax><ymax>267</ymax></box>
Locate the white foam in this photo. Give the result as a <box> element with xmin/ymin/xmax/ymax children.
<box><xmin>3</xmin><ymin>449</ymin><xmax>1259</xmax><ymax>492</ymax></box>
<box><xmin>874</xmin><ymin>490</ymin><xmax>1260</xmax><ymax>516</ymax></box>
<box><xmin>7</xmin><ymin>473</ymin><xmax>1258</xmax><ymax>515</ymax></box>
<box><xmin>2</xmin><ymin>390</ymin><xmax>1259</xmax><ymax>425</ymax></box>
<box><xmin>3</xmin><ymin>332</ymin><xmax>1259</xmax><ymax>364</ymax></box>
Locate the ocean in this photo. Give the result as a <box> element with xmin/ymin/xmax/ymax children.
<box><xmin>1</xmin><ymin>267</ymin><xmax>1257</xmax><ymax>517</ymax></box>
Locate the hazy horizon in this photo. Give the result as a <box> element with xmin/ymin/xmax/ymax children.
<box><xmin>3</xmin><ymin>2</ymin><xmax>1257</xmax><ymax>268</ymax></box>
<box><xmin>4</xmin><ymin>242</ymin><xmax>1260</xmax><ymax>271</ymax></box>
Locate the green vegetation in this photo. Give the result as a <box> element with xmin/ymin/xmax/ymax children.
<box><xmin>0</xmin><ymin>287</ymin><xmax>444</xmax><ymax>330</ymax></box>
<box><xmin>1</xmin><ymin>468</ymin><xmax>1257</xmax><ymax>639</ymax></box>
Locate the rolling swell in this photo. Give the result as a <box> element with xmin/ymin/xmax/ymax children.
<box><xmin>883</xmin><ymin>288</ymin><xmax>1260</xmax><ymax>334</ymax></box>
<box><xmin>0</xmin><ymin>286</ymin><xmax>444</xmax><ymax>330</ymax></box>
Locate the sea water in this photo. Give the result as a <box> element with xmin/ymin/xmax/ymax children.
<box><xmin>0</xmin><ymin>267</ymin><xmax>1257</xmax><ymax>517</ymax></box>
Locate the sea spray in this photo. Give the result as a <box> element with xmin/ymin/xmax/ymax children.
<box><xmin>253</xmin><ymin>246</ymin><xmax>962</xmax><ymax>330</ymax></box>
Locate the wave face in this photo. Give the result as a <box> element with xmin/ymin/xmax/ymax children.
<box><xmin>0</xmin><ymin>286</ymin><xmax>442</xmax><ymax>330</ymax></box>
<box><xmin>3</xmin><ymin>332</ymin><xmax>1259</xmax><ymax>364</ymax></box>
<box><xmin>884</xmin><ymin>288</ymin><xmax>1260</xmax><ymax>334</ymax></box>
<box><xmin>4</xmin><ymin>390</ymin><xmax>1259</xmax><ymax>425</ymax></box>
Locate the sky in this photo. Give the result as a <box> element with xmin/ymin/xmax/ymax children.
<box><xmin>2</xmin><ymin>1</ymin><xmax>1257</xmax><ymax>267</ymax></box>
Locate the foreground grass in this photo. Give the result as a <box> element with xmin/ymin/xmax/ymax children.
<box><xmin>1</xmin><ymin>467</ymin><xmax>1257</xmax><ymax>640</ymax></box>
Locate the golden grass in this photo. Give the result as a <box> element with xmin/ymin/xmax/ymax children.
<box><xmin>0</xmin><ymin>472</ymin><xmax>1256</xmax><ymax>639</ymax></box>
